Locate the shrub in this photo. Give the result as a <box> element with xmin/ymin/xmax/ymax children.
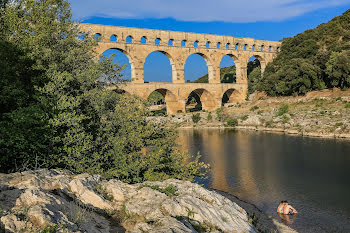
<box><xmin>216</xmin><ymin>107</ymin><xmax>224</xmax><ymax>121</ymax></box>
<box><xmin>207</xmin><ymin>112</ymin><xmax>212</xmax><ymax>121</ymax></box>
<box><xmin>257</xmin><ymin>110</ymin><xmax>264</xmax><ymax>115</ymax></box>
<box><xmin>137</xmin><ymin>184</ymin><xmax>178</xmax><ymax>197</ymax></box>
<box><xmin>345</xmin><ymin>103</ymin><xmax>350</xmax><ymax>108</ymax></box>
<box><xmin>226</xmin><ymin>118</ymin><xmax>238</xmax><ymax>127</ymax></box>
<box><xmin>192</xmin><ymin>113</ymin><xmax>201</xmax><ymax>123</ymax></box>
<box><xmin>250</xmin><ymin>106</ymin><xmax>259</xmax><ymax>111</ymax></box>
<box><xmin>276</xmin><ymin>104</ymin><xmax>289</xmax><ymax>116</ymax></box>
<box><xmin>240</xmin><ymin>115</ymin><xmax>249</xmax><ymax>121</ymax></box>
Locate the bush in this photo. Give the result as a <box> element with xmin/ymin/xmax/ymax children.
<box><xmin>250</xmin><ymin>106</ymin><xmax>259</xmax><ymax>111</ymax></box>
<box><xmin>216</xmin><ymin>107</ymin><xmax>224</xmax><ymax>121</ymax></box>
<box><xmin>192</xmin><ymin>113</ymin><xmax>201</xmax><ymax>123</ymax></box>
<box><xmin>276</xmin><ymin>104</ymin><xmax>289</xmax><ymax>116</ymax></box>
<box><xmin>207</xmin><ymin>112</ymin><xmax>212</xmax><ymax>121</ymax></box>
<box><xmin>240</xmin><ymin>115</ymin><xmax>249</xmax><ymax>121</ymax></box>
<box><xmin>226</xmin><ymin>118</ymin><xmax>238</xmax><ymax>127</ymax></box>
<box><xmin>345</xmin><ymin>103</ymin><xmax>350</xmax><ymax>108</ymax></box>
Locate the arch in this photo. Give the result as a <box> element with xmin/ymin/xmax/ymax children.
<box><xmin>194</xmin><ymin>41</ymin><xmax>199</xmax><ymax>48</ymax></box>
<box><xmin>168</xmin><ymin>39</ymin><xmax>174</xmax><ymax>46</ymax></box>
<box><xmin>155</xmin><ymin>38</ymin><xmax>161</xmax><ymax>45</ymax></box>
<box><xmin>141</xmin><ymin>36</ymin><xmax>147</xmax><ymax>44</ymax></box>
<box><xmin>99</xmin><ymin>48</ymin><xmax>134</xmax><ymax>82</ymax></box>
<box><xmin>217</xmin><ymin>42</ymin><xmax>221</xmax><ymax>49</ymax></box>
<box><xmin>220</xmin><ymin>54</ymin><xmax>238</xmax><ymax>83</ymax></box>
<box><xmin>144</xmin><ymin>50</ymin><xmax>176</xmax><ymax>83</ymax></box>
<box><xmin>126</xmin><ymin>35</ymin><xmax>133</xmax><ymax>43</ymax></box>
<box><xmin>268</xmin><ymin>46</ymin><xmax>272</xmax><ymax>52</ymax></box>
<box><xmin>185</xmin><ymin>88</ymin><xmax>216</xmax><ymax>112</ymax></box>
<box><xmin>78</xmin><ymin>32</ymin><xmax>85</xmax><ymax>40</ymax></box>
<box><xmin>185</xmin><ymin>53</ymin><xmax>213</xmax><ymax>83</ymax></box>
<box><xmin>226</xmin><ymin>43</ymin><xmax>230</xmax><ymax>49</ymax></box>
<box><xmin>247</xmin><ymin>55</ymin><xmax>263</xmax><ymax>94</ymax></box>
<box><xmin>110</xmin><ymin>34</ymin><xmax>117</xmax><ymax>42</ymax></box>
<box><xmin>222</xmin><ymin>89</ymin><xmax>242</xmax><ymax>105</ymax></box>
<box><xmin>147</xmin><ymin>88</ymin><xmax>178</xmax><ymax>114</ymax></box>
<box><xmin>252</xmin><ymin>45</ymin><xmax>255</xmax><ymax>51</ymax></box>
<box><xmin>206</xmin><ymin>41</ymin><xmax>210</xmax><ymax>48</ymax></box>
<box><xmin>244</xmin><ymin>44</ymin><xmax>247</xmax><ymax>50</ymax></box>
<box><xmin>94</xmin><ymin>33</ymin><xmax>102</xmax><ymax>42</ymax></box>
<box><xmin>277</xmin><ymin>47</ymin><xmax>280</xmax><ymax>53</ymax></box>
<box><xmin>181</xmin><ymin>40</ymin><xmax>186</xmax><ymax>47</ymax></box>
<box><xmin>235</xmin><ymin>43</ymin><xmax>239</xmax><ymax>50</ymax></box>
<box><xmin>260</xmin><ymin>45</ymin><xmax>264</xmax><ymax>52</ymax></box>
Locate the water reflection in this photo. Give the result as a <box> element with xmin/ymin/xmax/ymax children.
<box><xmin>178</xmin><ymin>128</ymin><xmax>350</xmax><ymax>233</ymax></box>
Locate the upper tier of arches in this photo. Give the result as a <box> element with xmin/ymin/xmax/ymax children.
<box><xmin>79</xmin><ymin>23</ymin><xmax>281</xmax><ymax>53</ymax></box>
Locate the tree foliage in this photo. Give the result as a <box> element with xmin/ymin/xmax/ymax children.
<box><xmin>259</xmin><ymin>9</ymin><xmax>350</xmax><ymax>96</ymax></box>
<box><xmin>0</xmin><ymin>0</ymin><xmax>208</xmax><ymax>183</ymax></box>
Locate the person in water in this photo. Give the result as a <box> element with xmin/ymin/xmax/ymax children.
<box><xmin>277</xmin><ymin>200</ymin><xmax>298</xmax><ymax>215</ymax></box>
<box><xmin>283</xmin><ymin>201</ymin><xmax>298</xmax><ymax>215</ymax></box>
<box><xmin>277</xmin><ymin>201</ymin><xmax>287</xmax><ymax>214</ymax></box>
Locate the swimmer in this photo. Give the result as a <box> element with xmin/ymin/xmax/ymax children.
<box><xmin>283</xmin><ymin>201</ymin><xmax>298</xmax><ymax>215</ymax></box>
<box><xmin>277</xmin><ymin>200</ymin><xmax>287</xmax><ymax>214</ymax></box>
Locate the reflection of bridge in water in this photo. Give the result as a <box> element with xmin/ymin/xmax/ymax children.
<box><xmin>80</xmin><ymin>23</ymin><xmax>281</xmax><ymax>114</ymax></box>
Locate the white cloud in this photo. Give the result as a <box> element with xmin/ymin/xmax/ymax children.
<box><xmin>69</xmin><ymin>0</ymin><xmax>350</xmax><ymax>22</ymax></box>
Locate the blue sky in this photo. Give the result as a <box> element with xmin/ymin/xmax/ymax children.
<box><xmin>70</xmin><ymin>0</ymin><xmax>350</xmax><ymax>82</ymax></box>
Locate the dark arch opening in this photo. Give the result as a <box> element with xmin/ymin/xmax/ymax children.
<box><xmin>181</xmin><ymin>40</ymin><xmax>186</xmax><ymax>47</ymax></box>
<box><xmin>222</xmin><ymin>89</ymin><xmax>241</xmax><ymax>105</ymax></box>
<box><xmin>185</xmin><ymin>53</ymin><xmax>211</xmax><ymax>83</ymax></box>
<box><xmin>194</xmin><ymin>41</ymin><xmax>199</xmax><ymax>48</ymax></box>
<box><xmin>220</xmin><ymin>55</ymin><xmax>237</xmax><ymax>83</ymax></box>
<box><xmin>168</xmin><ymin>39</ymin><xmax>174</xmax><ymax>46</ymax></box>
<box><xmin>141</xmin><ymin>36</ymin><xmax>147</xmax><ymax>44</ymax></box>
<box><xmin>186</xmin><ymin>91</ymin><xmax>202</xmax><ymax>112</ymax></box>
<box><xmin>247</xmin><ymin>56</ymin><xmax>262</xmax><ymax>95</ymax></box>
<box><xmin>94</xmin><ymin>33</ymin><xmax>102</xmax><ymax>42</ymax></box>
<box><xmin>155</xmin><ymin>38</ymin><xmax>161</xmax><ymax>45</ymax></box>
<box><xmin>144</xmin><ymin>51</ymin><xmax>175</xmax><ymax>82</ymax></box>
<box><xmin>244</xmin><ymin>44</ymin><xmax>247</xmax><ymax>50</ymax></box>
<box><xmin>206</xmin><ymin>41</ymin><xmax>210</xmax><ymax>48</ymax></box>
<box><xmin>126</xmin><ymin>36</ymin><xmax>133</xmax><ymax>43</ymax></box>
<box><xmin>217</xmin><ymin>42</ymin><xmax>221</xmax><ymax>49</ymax></box>
<box><xmin>100</xmin><ymin>48</ymin><xmax>133</xmax><ymax>82</ymax></box>
<box><xmin>260</xmin><ymin>45</ymin><xmax>264</xmax><ymax>52</ymax></box>
<box><xmin>148</xmin><ymin>89</ymin><xmax>177</xmax><ymax>116</ymax></box>
<box><xmin>235</xmin><ymin>43</ymin><xmax>239</xmax><ymax>50</ymax></box>
<box><xmin>110</xmin><ymin>34</ymin><xmax>117</xmax><ymax>42</ymax></box>
<box><xmin>226</xmin><ymin>43</ymin><xmax>230</xmax><ymax>49</ymax></box>
<box><xmin>252</xmin><ymin>45</ymin><xmax>255</xmax><ymax>51</ymax></box>
<box><xmin>269</xmin><ymin>46</ymin><xmax>272</xmax><ymax>52</ymax></box>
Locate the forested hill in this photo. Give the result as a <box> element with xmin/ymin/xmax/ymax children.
<box><xmin>257</xmin><ymin>9</ymin><xmax>350</xmax><ymax>96</ymax></box>
<box><xmin>188</xmin><ymin>65</ymin><xmax>237</xmax><ymax>83</ymax></box>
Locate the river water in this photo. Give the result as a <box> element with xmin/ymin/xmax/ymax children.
<box><xmin>178</xmin><ymin>128</ymin><xmax>350</xmax><ymax>233</ymax></box>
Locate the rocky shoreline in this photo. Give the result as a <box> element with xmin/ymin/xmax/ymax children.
<box><xmin>0</xmin><ymin>170</ymin><xmax>296</xmax><ymax>233</ymax></box>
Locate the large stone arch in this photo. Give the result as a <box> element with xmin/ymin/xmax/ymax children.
<box><xmin>144</xmin><ymin>50</ymin><xmax>177</xmax><ymax>83</ymax></box>
<box><xmin>222</xmin><ymin>88</ymin><xmax>245</xmax><ymax>104</ymax></box>
<box><xmin>219</xmin><ymin>53</ymin><xmax>240</xmax><ymax>83</ymax></box>
<box><xmin>185</xmin><ymin>52</ymin><xmax>214</xmax><ymax>83</ymax></box>
<box><xmin>185</xmin><ymin>88</ymin><xmax>219</xmax><ymax>112</ymax></box>
<box><xmin>98</xmin><ymin>47</ymin><xmax>136</xmax><ymax>82</ymax></box>
<box><xmin>147</xmin><ymin>88</ymin><xmax>183</xmax><ymax>114</ymax></box>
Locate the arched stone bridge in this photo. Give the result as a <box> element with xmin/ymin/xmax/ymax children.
<box><xmin>80</xmin><ymin>23</ymin><xmax>281</xmax><ymax>114</ymax></box>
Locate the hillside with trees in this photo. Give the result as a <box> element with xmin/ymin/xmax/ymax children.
<box><xmin>257</xmin><ymin>9</ymin><xmax>350</xmax><ymax>96</ymax></box>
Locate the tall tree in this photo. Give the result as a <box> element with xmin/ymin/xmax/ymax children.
<box><xmin>0</xmin><ymin>0</ymin><xmax>207</xmax><ymax>182</ymax></box>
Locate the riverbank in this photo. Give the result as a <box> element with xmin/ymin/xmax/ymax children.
<box><xmin>150</xmin><ymin>89</ymin><xmax>350</xmax><ymax>140</ymax></box>
<box><xmin>0</xmin><ymin>169</ymin><xmax>296</xmax><ymax>233</ymax></box>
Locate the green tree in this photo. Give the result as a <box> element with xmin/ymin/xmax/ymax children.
<box><xmin>326</xmin><ymin>51</ymin><xmax>350</xmax><ymax>89</ymax></box>
<box><xmin>0</xmin><ymin>0</ymin><xmax>208</xmax><ymax>182</ymax></box>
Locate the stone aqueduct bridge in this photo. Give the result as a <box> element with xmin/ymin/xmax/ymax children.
<box><xmin>80</xmin><ymin>23</ymin><xmax>281</xmax><ymax>114</ymax></box>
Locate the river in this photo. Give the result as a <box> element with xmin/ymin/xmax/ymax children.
<box><xmin>178</xmin><ymin>128</ymin><xmax>350</xmax><ymax>233</ymax></box>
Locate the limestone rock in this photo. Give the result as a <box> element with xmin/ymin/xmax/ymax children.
<box><xmin>0</xmin><ymin>170</ymin><xmax>260</xmax><ymax>233</ymax></box>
